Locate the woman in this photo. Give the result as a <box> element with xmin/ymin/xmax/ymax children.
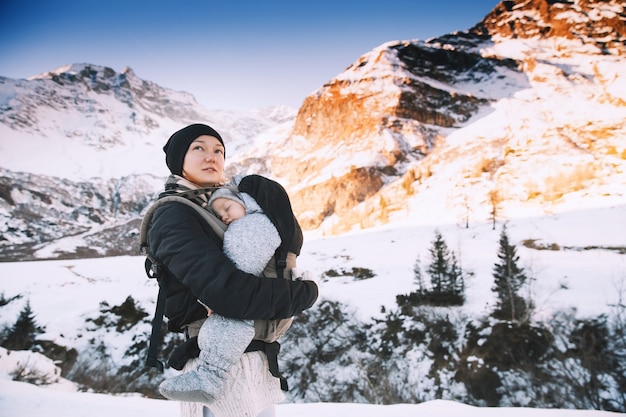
<box><xmin>147</xmin><ymin>123</ymin><xmax>318</xmax><ymax>417</ymax></box>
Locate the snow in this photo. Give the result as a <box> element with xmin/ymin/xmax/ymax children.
<box><xmin>0</xmin><ymin>379</ymin><xmax>617</xmax><ymax>417</ymax></box>
<box><xmin>0</xmin><ymin>202</ymin><xmax>624</xmax><ymax>415</ymax></box>
<box><xmin>302</xmin><ymin>205</ymin><xmax>626</xmax><ymax>321</ymax></box>
<box><xmin>0</xmin><ymin>65</ymin><xmax>288</xmax><ymax>180</ymax></box>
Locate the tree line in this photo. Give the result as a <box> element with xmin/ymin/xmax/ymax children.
<box><xmin>280</xmin><ymin>225</ymin><xmax>626</xmax><ymax>411</ymax></box>
<box><xmin>1</xmin><ymin>225</ymin><xmax>624</xmax><ymax>411</ymax></box>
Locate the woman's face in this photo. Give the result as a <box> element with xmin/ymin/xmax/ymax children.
<box><xmin>182</xmin><ymin>135</ymin><xmax>225</xmax><ymax>186</ymax></box>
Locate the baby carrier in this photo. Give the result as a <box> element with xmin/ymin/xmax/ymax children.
<box><xmin>140</xmin><ymin>175</ymin><xmax>303</xmax><ymax>384</ymax></box>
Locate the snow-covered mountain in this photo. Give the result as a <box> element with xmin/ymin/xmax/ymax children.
<box><xmin>0</xmin><ymin>64</ymin><xmax>297</xmax><ymax>260</ymax></box>
<box><xmin>0</xmin><ymin>63</ymin><xmax>296</xmax><ymax>179</ymax></box>
<box><xmin>1</xmin><ymin>1</ymin><xmax>624</xmax><ymax>260</ymax></box>
<box><xmin>1</xmin><ymin>0</ymin><xmax>625</xmax><ymax>260</ymax></box>
<box><xmin>246</xmin><ymin>0</ymin><xmax>626</xmax><ymax>233</ymax></box>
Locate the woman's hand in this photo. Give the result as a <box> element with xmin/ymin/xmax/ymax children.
<box><xmin>291</xmin><ymin>268</ymin><xmax>320</xmax><ymax>286</ymax></box>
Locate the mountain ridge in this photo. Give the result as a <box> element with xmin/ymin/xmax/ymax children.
<box><xmin>265</xmin><ymin>0</ymin><xmax>626</xmax><ymax>233</ymax></box>
<box><xmin>1</xmin><ymin>0</ymin><xmax>625</xmax><ymax>260</ymax></box>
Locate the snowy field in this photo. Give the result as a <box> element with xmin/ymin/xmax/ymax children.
<box><xmin>0</xmin><ymin>378</ymin><xmax>620</xmax><ymax>417</ymax></box>
<box><xmin>0</xmin><ymin>204</ymin><xmax>625</xmax><ymax>416</ymax></box>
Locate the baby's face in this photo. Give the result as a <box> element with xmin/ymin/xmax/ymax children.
<box><xmin>211</xmin><ymin>197</ymin><xmax>246</xmax><ymax>225</ymax></box>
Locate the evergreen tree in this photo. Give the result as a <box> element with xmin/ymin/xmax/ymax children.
<box><xmin>427</xmin><ymin>230</ymin><xmax>450</xmax><ymax>294</ymax></box>
<box><xmin>449</xmin><ymin>253</ymin><xmax>465</xmax><ymax>296</ymax></box>
<box><xmin>491</xmin><ymin>225</ymin><xmax>530</xmax><ymax>322</ymax></box>
<box><xmin>413</xmin><ymin>255</ymin><xmax>425</xmax><ymax>295</ymax></box>
<box><xmin>421</xmin><ymin>230</ymin><xmax>465</xmax><ymax>305</ymax></box>
<box><xmin>2</xmin><ymin>300</ymin><xmax>41</xmax><ymax>350</ymax></box>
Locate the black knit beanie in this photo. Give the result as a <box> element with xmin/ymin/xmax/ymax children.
<box><xmin>163</xmin><ymin>123</ymin><xmax>225</xmax><ymax>175</ymax></box>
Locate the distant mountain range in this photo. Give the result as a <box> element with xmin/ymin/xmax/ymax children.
<box><xmin>1</xmin><ymin>0</ymin><xmax>625</xmax><ymax>261</ymax></box>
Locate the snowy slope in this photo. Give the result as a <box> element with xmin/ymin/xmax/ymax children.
<box><xmin>1</xmin><ymin>204</ymin><xmax>624</xmax><ymax>361</ymax></box>
<box><xmin>0</xmin><ymin>378</ymin><xmax>616</xmax><ymax>417</ymax></box>
<box><xmin>1</xmin><ymin>203</ymin><xmax>624</xmax><ymax>414</ymax></box>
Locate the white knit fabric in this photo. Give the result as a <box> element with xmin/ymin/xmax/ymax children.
<box><xmin>179</xmin><ymin>320</ymin><xmax>285</xmax><ymax>417</ymax></box>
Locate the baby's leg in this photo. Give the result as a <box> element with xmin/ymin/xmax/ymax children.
<box><xmin>197</xmin><ymin>315</ymin><xmax>255</xmax><ymax>372</ymax></box>
<box><xmin>159</xmin><ymin>315</ymin><xmax>254</xmax><ymax>403</ymax></box>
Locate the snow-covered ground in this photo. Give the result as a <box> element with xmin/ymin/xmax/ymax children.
<box><xmin>0</xmin><ymin>203</ymin><xmax>624</xmax><ymax>416</ymax></box>
<box><xmin>0</xmin><ymin>377</ymin><xmax>618</xmax><ymax>417</ymax></box>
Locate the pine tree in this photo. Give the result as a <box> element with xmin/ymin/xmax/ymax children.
<box><xmin>413</xmin><ymin>255</ymin><xmax>425</xmax><ymax>295</ymax></box>
<box><xmin>449</xmin><ymin>253</ymin><xmax>465</xmax><ymax>296</ymax></box>
<box><xmin>491</xmin><ymin>225</ymin><xmax>530</xmax><ymax>322</ymax></box>
<box><xmin>425</xmin><ymin>230</ymin><xmax>465</xmax><ymax>304</ymax></box>
<box><xmin>427</xmin><ymin>230</ymin><xmax>450</xmax><ymax>294</ymax></box>
<box><xmin>2</xmin><ymin>300</ymin><xmax>41</xmax><ymax>350</ymax></box>
<box><xmin>401</xmin><ymin>231</ymin><xmax>467</xmax><ymax>308</ymax></box>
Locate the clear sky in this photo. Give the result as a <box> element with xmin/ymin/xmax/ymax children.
<box><xmin>0</xmin><ymin>0</ymin><xmax>500</xmax><ymax>111</ymax></box>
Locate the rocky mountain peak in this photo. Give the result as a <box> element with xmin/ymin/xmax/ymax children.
<box><xmin>33</xmin><ymin>63</ymin><xmax>120</xmax><ymax>91</ymax></box>
<box><xmin>471</xmin><ymin>0</ymin><xmax>626</xmax><ymax>55</ymax></box>
<box><xmin>239</xmin><ymin>0</ymin><xmax>626</xmax><ymax>232</ymax></box>
<box><xmin>33</xmin><ymin>63</ymin><xmax>202</xmax><ymax>117</ymax></box>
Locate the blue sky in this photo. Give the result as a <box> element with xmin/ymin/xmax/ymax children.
<box><xmin>0</xmin><ymin>1</ymin><xmax>499</xmax><ymax>111</ymax></box>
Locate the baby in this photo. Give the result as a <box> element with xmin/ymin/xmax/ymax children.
<box><xmin>158</xmin><ymin>186</ymin><xmax>283</xmax><ymax>403</ymax></box>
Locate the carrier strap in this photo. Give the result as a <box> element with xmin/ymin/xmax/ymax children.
<box><xmin>140</xmin><ymin>195</ymin><xmax>227</xmax><ymax>249</ymax></box>
<box><xmin>245</xmin><ymin>340</ymin><xmax>288</xmax><ymax>391</ymax></box>
<box><xmin>145</xmin><ymin>268</ymin><xmax>168</xmax><ymax>372</ymax></box>
<box><xmin>141</xmin><ymin>196</ymin><xmax>226</xmax><ymax>372</ymax></box>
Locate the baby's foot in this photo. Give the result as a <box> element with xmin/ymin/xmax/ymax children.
<box><xmin>159</xmin><ymin>365</ymin><xmax>225</xmax><ymax>403</ymax></box>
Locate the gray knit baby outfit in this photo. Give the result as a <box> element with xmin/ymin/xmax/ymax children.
<box><xmin>158</xmin><ymin>190</ymin><xmax>281</xmax><ymax>405</ymax></box>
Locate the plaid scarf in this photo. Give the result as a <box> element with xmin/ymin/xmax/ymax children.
<box><xmin>160</xmin><ymin>175</ymin><xmax>223</xmax><ymax>209</ymax></box>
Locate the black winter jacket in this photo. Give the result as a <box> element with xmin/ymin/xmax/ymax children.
<box><xmin>147</xmin><ymin>202</ymin><xmax>318</xmax><ymax>332</ymax></box>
